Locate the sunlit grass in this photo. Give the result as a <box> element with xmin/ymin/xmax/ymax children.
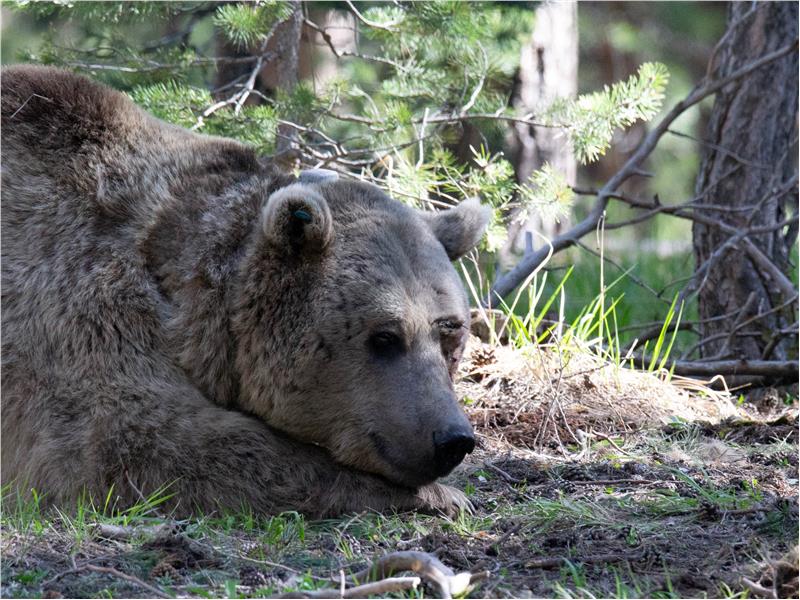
<box><xmin>462</xmin><ymin>241</ymin><xmax>688</xmax><ymax>377</ymax></box>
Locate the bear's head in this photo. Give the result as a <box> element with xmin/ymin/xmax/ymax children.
<box><xmin>234</xmin><ymin>174</ymin><xmax>490</xmax><ymax>488</ymax></box>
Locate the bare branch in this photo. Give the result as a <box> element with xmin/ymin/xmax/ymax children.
<box><xmin>585</xmin><ymin>169</ymin><xmax>797</xmax><ymax>317</ymax></box>
<box><xmin>422</xmin><ymin>110</ymin><xmax>550</xmax><ymax>127</ymax></box>
<box><xmin>573</xmin><ymin>239</ymin><xmax>666</xmax><ymax>303</ymax></box>
<box><xmin>45</xmin><ymin>562</ymin><xmax>170</xmax><ymax>598</ymax></box>
<box><xmin>486</xmin><ymin>38</ymin><xmax>799</xmax><ymax>305</ymax></box>
<box><xmin>344</xmin><ymin>0</ymin><xmax>403</xmax><ymax>31</ymax></box>
<box><xmin>704</xmin><ymin>3</ymin><xmax>760</xmax><ymax>79</ymax></box>
<box><xmin>666</xmin><ymin>128</ymin><xmax>770</xmax><ymax>170</ymax></box>
<box><xmin>190</xmin><ymin>51</ymin><xmax>280</xmax><ymax>130</ymax></box>
<box><xmin>304</xmin><ymin>17</ymin><xmax>408</xmax><ymax>71</ymax></box>
<box><xmin>680</xmin><ymin>327</ymin><xmax>796</xmax><ymax>362</ymax></box>
<box><xmin>742</xmin><ymin>237</ymin><xmax>798</xmax><ymax>300</ymax></box>
<box><xmin>233</xmin><ymin>18</ymin><xmax>285</xmax><ymax>116</ymax></box>
<box><xmin>668</xmin><ymin>359</ymin><xmax>798</xmax><ymax>378</ymax></box>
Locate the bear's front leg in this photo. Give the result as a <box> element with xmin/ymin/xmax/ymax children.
<box><xmin>103</xmin><ymin>392</ymin><xmax>468</xmax><ymax>518</ymax></box>
<box><xmin>312</xmin><ymin>467</ymin><xmax>473</xmax><ymax>518</ymax></box>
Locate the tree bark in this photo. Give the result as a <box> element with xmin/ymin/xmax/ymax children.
<box><xmin>501</xmin><ymin>0</ymin><xmax>578</xmax><ymax>267</ymax></box>
<box><xmin>213</xmin><ymin>1</ymin><xmax>304</xmax><ymax>159</ymax></box>
<box><xmin>271</xmin><ymin>0</ymin><xmax>303</xmax><ymax>155</ymax></box>
<box><xmin>692</xmin><ymin>1</ymin><xmax>798</xmax><ymax>362</ymax></box>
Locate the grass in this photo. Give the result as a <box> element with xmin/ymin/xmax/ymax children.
<box><xmin>4</xmin><ymin>410</ymin><xmax>796</xmax><ymax>599</ymax></box>
<box><xmin>463</xmin><ymin>242</ymin><xmax>698</xmax><ymax>383</ymax></box>
<box><xmin>467</xmin><ymin>248</ymin><xmax>700</xmax><ymax>361</ymax></box>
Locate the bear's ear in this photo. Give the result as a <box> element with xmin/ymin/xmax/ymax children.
<box><xmin>424</xmin><ymin>198</ymin><xmax>491</xmax><ymax>260</ymax></box>
<box><xmin>261</xmin><ymin>183</ymin><xmax>333</xmax><ymax>255</ymax></box>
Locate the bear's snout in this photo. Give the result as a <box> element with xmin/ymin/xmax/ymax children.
<box><xmin>432</xmin><ymin>426</ymin><xmax>475</xmax><ymax>477</ymax></box>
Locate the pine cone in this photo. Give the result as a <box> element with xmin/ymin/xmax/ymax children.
<box><xmin>151</xmin><ymin>559</ymin><xmax>181</xmax><ymax>581</ymax></box>
<box><xmin>471</xmin><ymin>345</ymin><xmax>496</xmax><ymax>370</ymax></box>
<box><xmin>239</xmin><ymin>567</ymin><xmax>268</xmax><ymax>588</ymax></box>
<box><xmin>465</xmin><ymin>345</ymin><xmax>496</xmax><ymax>383</ymax></box>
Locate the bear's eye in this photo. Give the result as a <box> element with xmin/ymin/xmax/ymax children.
<box><xmin>435</xmin><ymin>319</ymin><xmax>464</xmax><ymax>362</ymax></box>
<box><xmin>368</xmin><ymin>331</ymin><xmax>404</xmax><ymax>359</ymax></box>
<box><xmin>436</xmin><ymin>319</ymin><xmax>464</xmax><ymax>333</ymax></box>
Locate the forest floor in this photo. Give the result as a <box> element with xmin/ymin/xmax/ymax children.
<box><xmin>2</xmin><ymin>340</ymin><xmax>798</xmax><ymax>599</ymax></box>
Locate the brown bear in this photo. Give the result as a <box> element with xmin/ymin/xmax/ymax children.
<box><xmin>1</xmin><ymin>65</ymin><xmax>490</xmax><ymax>517</ymax></box>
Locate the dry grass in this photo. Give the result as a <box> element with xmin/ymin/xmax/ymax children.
<box><xmin>458</xmin><ymin>336</ymin><xmax>743</xmax><ymax>454</ymax></box>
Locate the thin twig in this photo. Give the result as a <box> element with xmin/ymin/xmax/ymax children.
<box><xmin>525</xmin><ymin>550</ymin><xmax>644</xmax><ymax>570</ymax></box>
<box><xmin>305</xmin><ymin>17</ymin><xmax>407</xmax><ymax>71</ymax></box>
<box><xmin>344</xmin><ymin>0</ymin><xmax>403</xmax><ymax>31</ymax></box>
<box><xmin>704</xmin><ymin>3</ymin><xmax>760</xmax><ymax>79</ymax></box>
<box><xmin>483</xmin><ymin>522</ymin><xmax>524</xmax><ymax>555</ymax></box>
<box><xmin>43</xmin><ymin>562</ymin><xmax>170</xmax><ymax>598</ymax></box>
<box><xmin>666</xmin><ymin>128</ymin><xmax>770</xmax><ymax>169</ymax></box>
<box><xmin>567</xmin><ymin>478</ymin><xmax>662</xmax><ymax>486</ymax></box>
<box><xmin>573</xmin><ymin>239</ymin><xmax>664</xmax><ymax>302</ymax></box>
<box><xmin>64</xmin><ymin>54</ymin><xmax>263</xmax><ymax>73</ymax></box>
<box><xmin>484</xmin><ymin>460</ymin><xmax>526</xmax><ymax>485</ymax></box>
<box><xmin>591</xmin><ymin>432</ymin><xmax>637</xmax><ymax>457</ymax></box>
<box><xmin>459</xmin><ymin>44</ymin><xmax>488</xmax><ymax>115</ymax></box>
<box><xmin>83</xmin><ymin>564</ymin><xmax>171</xmax><ymax>598</ymax></box>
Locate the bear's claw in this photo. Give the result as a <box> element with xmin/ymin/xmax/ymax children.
<box><xmin>415</xmin><ymin>482</ymin><xmax>474</xmax><ymax>517</ymax></box>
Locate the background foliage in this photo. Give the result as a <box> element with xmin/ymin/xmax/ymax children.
<box><xmin>1</xmin><ymin>1</ymin><xmax>737</xmax><ymax>357</ymax></box>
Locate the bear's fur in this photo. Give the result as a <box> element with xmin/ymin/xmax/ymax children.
<box><xmin>1</xmin><ymin>65</ymin><xmax>490</xmax><ymax>516</ymax></box>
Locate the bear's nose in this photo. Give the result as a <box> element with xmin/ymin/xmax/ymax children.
<box><xmin>432</xmin><ymin>428</ymin><xmax>475</xmax><ymax>477</ymax></box>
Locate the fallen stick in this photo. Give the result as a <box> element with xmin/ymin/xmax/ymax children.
<box><xmin>43</xmin><ymin>562</ymin><xmax>170</xmax><ymax>598</ymax></box>
<box><xmin>345</xmin><ymin>551</ymin><xmax>488</xmax><ymax>599</ymax></box>
<box><xmin>592</xmin><ymin>432</ymin><xmax>636</xmax><ymax>457</ymax></box>
<box><xmin>483</xmin><ymin>460</ymin><xmax>527</xmax><ymax>485</ymax></box>
<box><xmin>484</xmin><ymin>522</ymin><xmax>523</xmax><ymax>556</ymax></box>
<box><xmin>83</xmin><ymin>564</ymin><xmax>171</xmax><ymax>598</ymax></box>
<box><xmin>93</xmin><ymin>522</ymin><xmax>174</xmax><ymax>541</ymax></box>
<box><xmin>567</xmin><ymin>478</ymin><xmax>662</xmax><ymax>486</ymax></box>
<box><xmin>668</xmin><ymin>359</ymin><xmax>798</xmax><ymax>378</ymax></box>
<box><xmin>279</xmin><ymin>576</ymin><xmax>421</xmax><ymax>599</ymax></box>
<box><xmin>741</xmin><ymin>577</ymin><xmax>776</xmax><ymax>599</ymax></box>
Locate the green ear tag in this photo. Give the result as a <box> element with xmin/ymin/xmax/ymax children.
<box><xmin>293</xmin><ymin>210</ymin><xmax>312</xmax><ymax>222</ymax></box>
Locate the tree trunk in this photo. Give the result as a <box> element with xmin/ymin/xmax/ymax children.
<box><xmin>213</xmin><ymin>1</ymin><xmax>304</xmax><ymax>159</ymax></box>
<box><xmin>692</xmin><ymin>2</ymin><xmax>798</xmax><ymax>362</ymax></box>
<box><xmin>270</xmin><ymin>0</ymin><xmax>303</xmax><ymax>156</ymax></box>
<box><xmin>501</xmin><ymin>0</ymin><xmax>578</xmax><ymax>267</ymax></box>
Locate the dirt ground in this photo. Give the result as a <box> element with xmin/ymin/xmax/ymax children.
<box><xmin>2</xmin><ymin>341</ymin><xmax>798</xmax><ymax>598</ymax></box>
